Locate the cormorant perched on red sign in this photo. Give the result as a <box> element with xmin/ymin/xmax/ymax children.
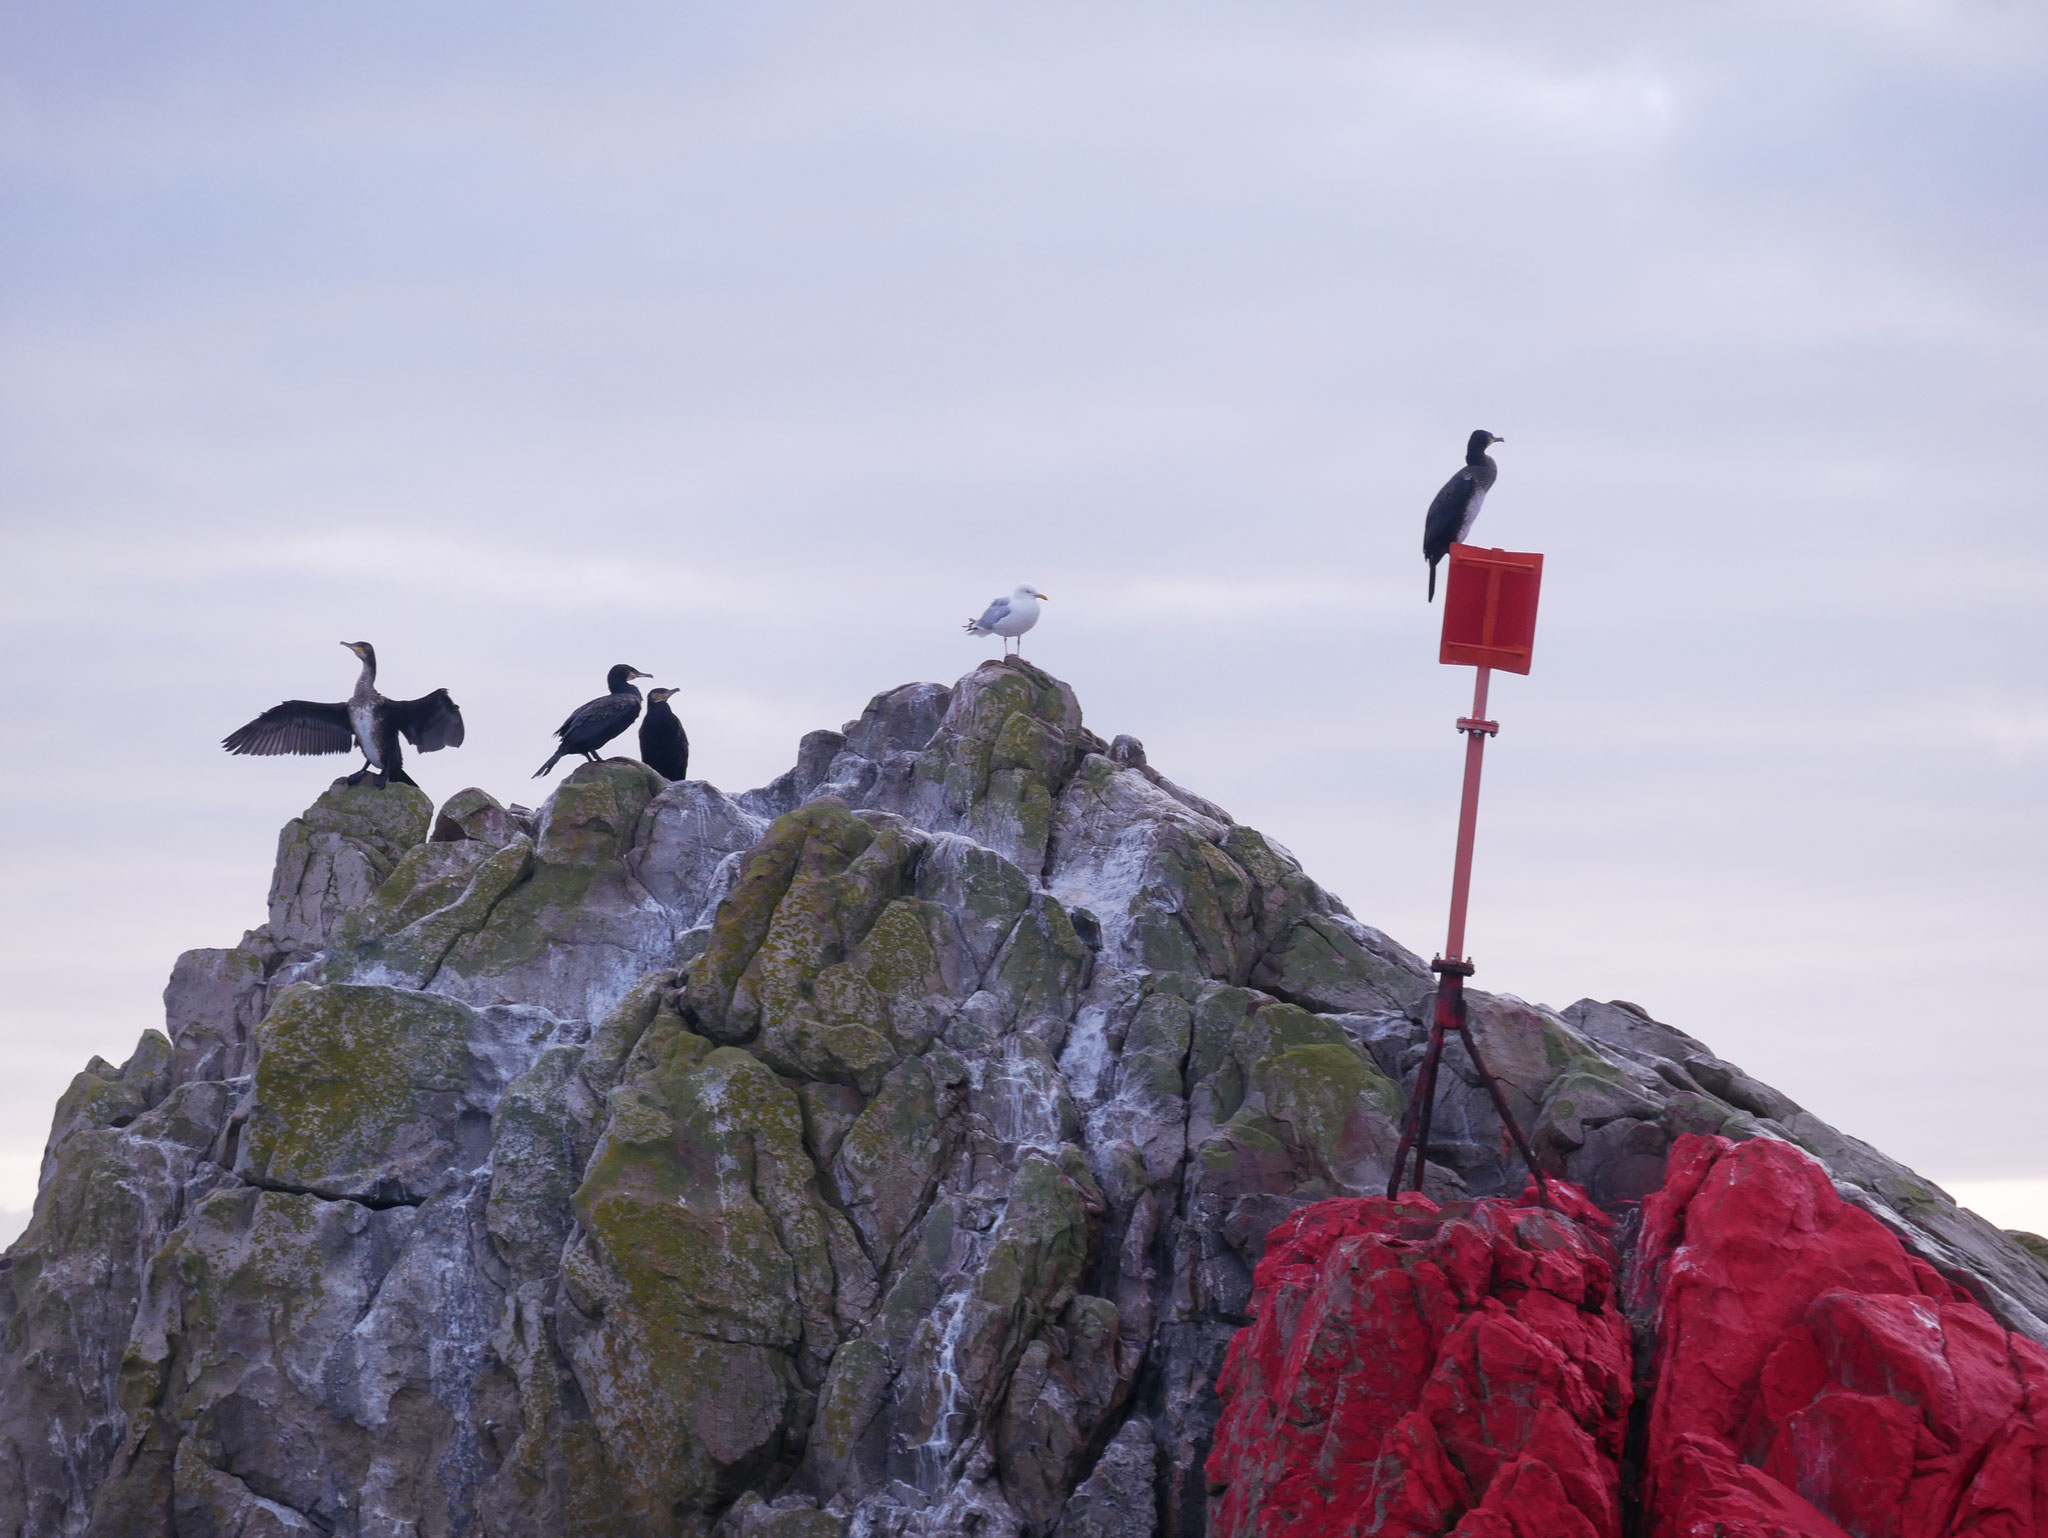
<box><xmin>222</xmin><ymin>641</ymin><xmax>464</xmax><ymax>788</ymax></box>
<box><xmin>639</xmin><ymin>688</ymin><xmax>690</xmax><ymax>782</ymax></box>
<box><xmin>534</xmin><ymin>664</ymin><xmax>651</xmax><ymax>777</ymax></box>
<box><xmin>1423</xmin><ymin>431</ymin><xmax>1503</xmax><ymax>601</ymax></box>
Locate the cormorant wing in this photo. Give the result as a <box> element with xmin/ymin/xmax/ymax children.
<box><xmin>556</xmin><ymin>692</ymin><xmax>639</xmax><ymax>746</ymax></box>
<box><xmin>391</xmin><ymin>689</ymin><xmax>466</xmax><ymax>752</ymax></box>
<box><xmin>222</xmin><ymin>700</ymin><xmax>354</xmax><ymax>757</ymax></box>
<box><xmin>1422</xmin><ymin>468</ymin><xmax>1474</xmax><ymax>560</ymax></box>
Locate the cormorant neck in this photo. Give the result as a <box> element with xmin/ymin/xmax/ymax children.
<box><xmin>606</xmin><ymin>666</ymin><xmax>640</xmax><ymax>694</ymax></box>
<box><xmin>354</xmin><ymin>653</ymin><xmax>378</xmax><ymax>690</ymax></box>
<box><xmin>1466</xmin><ymin>447</ymin><xmax>1494</xmax><ymax>468</ymax></box>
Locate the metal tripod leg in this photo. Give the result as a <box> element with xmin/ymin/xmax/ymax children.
<box><xmin>1444</xmin><ymin>981</ymin><xmax>1552</xmax><ymax>1208</ymax></box>
<box><xmin>1384</xmin><ymin>967</ymin><xmax>1551</xmax><ymax>1207</ymax></box>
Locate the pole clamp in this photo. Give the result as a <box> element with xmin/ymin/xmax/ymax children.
<box><xmin>1430</xmin><ymin>956</ymin><xmax>1475</xmax><ymax>977</ymax></box>
<box><xmin>1456</xmin><ymin>718</ymin><xmax>1499</xmax><ymax>737</ymax></box>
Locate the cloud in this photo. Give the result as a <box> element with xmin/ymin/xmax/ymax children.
<box><xmin>0</xmin><ymin>0</ymin><xmax>2043</xmax><ymax>1216</ymax></box>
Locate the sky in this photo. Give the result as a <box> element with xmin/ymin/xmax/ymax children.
<box><xmin>2</xmin><ymin>0</ymin><xmax>2044</xmax><ymax>1245</ymax></box>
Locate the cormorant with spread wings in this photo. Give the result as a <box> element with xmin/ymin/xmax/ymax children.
<box><xmin>222</xmin><ymin>641</ymin><xmax>465</xmax><ymax>788</ymax></box>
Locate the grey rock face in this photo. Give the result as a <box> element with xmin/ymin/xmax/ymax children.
<box><xmin>1056</xmin><ymin>1419</ymin><xmax>1159</xmax><ymax>1538</ymax></box>
<box><xmin>4</xmin><ymin>658</ymin><xmax>2043</xmax><ymax>1538</ymax></box>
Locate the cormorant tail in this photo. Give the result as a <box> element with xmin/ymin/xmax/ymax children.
<box><xmin>533</xmin><ymin>749</ymin><xmax>567</xmax><ymax>779</ymax></box>
<box><xmin>1428</xmin><ymin>560</ymin><xmax>1439</xmax><ymax>602</ymax></box>
<box><xmin>385</xmin><ymin>765</ymin><xmax>420</xmax><ymax>787</ymax></box>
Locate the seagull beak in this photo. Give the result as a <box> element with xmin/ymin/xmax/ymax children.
<box><xmin>1037</xmin><ymin>593</ymin><xmax>1050</xmax><ymax>600</ymax></box>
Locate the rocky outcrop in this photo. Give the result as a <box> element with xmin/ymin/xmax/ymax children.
<box><xmin>1206</xmin><ymin>1185</ymin><xmax>1631</xmax><ymax>1538</ymax></box>
<box><xmin>1635</xmin><ymin>1134</ymin><xmax>2048</xmax><ymax>1538</ymax></box>
<box><xmin>1206</xmin><ymin>1135</ymin><xmax>2048</xmax><ymax>1538</ymax></box>
<box><xmin>3</xmin><ymin>659</ymin><xmax>2045</xmax><ymax>1538</ymax></box>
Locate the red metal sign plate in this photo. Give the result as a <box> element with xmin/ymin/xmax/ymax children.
<box><xmin>1439</xmin><ymin>544</ymin><xmax>1543</xmax><ymax>674</ymax></box>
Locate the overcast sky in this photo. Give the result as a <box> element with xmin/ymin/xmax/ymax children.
<box><xmin>3</xmin><ymin>0</ymin><xmax>2044</xmax><ymax>1243</ymax></box>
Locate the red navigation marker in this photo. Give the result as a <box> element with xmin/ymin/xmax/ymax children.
<box><xmin>1387</xmin><ymin>542</ymin><xmax>1551</xmax><ymax>1204</ymax></box>
<box><xmin>1439</xmin><ymin>544</ymin><xmax>1542</xmax><ymax>674</ymax></box>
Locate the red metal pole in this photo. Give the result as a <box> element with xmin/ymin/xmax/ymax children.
<box><xmin>1444</xmin><ymin>666</ymin><xmax>1496</xmax><ymax>964</ymax></box>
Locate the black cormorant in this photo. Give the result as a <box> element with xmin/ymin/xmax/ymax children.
<box><xmin>534</xmin><ymin>664</ymin><xmax>651</xmax><ymax>778</ymax></box>
<box><xmin>1423</xmin><ymin>431</ymin><xmax>1503</xmax><ymax>601</ymax></box>
<box><xmin>222</xmin><ymin>642</ymin><xmax>464</xmax><ymax>788</ymax></box>
<box><xmin>639</xmin><ymin>687</ymin><xmax>689</xmax><ymax>782</ymax></box>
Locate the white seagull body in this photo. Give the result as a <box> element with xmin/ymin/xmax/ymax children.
<box><xmin>965</xmin><ymin>583</ymin><xmax>1049</xmax><ymax>656</ymax></box>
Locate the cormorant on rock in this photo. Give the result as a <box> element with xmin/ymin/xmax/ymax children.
<box><xmin>965</xmin><ymin>583</ymin><xmax>1049</xmax><ymax>657</ymax></box>
<box><xmin>534</xmin><ymin>664</ymin><xmax>651</xmax><ymax>778</ymax></box>
<box><xmin>1423</xmin><ymin>431</ymin><xmax>1503</xmax><ymax>601</ymax></box>
<box><xmin>222</xmin><ymin>641</ymin><xmax>464</xmax><ymax>788</ymax></box>
<box><xmin>639</xmin><ymin>687</ymin><xmax>689</xmax><ymax>782</ymax></box>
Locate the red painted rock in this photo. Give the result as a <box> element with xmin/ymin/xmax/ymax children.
<box><xmin>1635</xmin><ymin>1133</ymin><xmax>2048</xmax><ymax>1538</ymax></box>
<box><xmin>1205</xmin><ymin>1182</ymin><xmax>1631</xmax><ymax>1538</ymax></box>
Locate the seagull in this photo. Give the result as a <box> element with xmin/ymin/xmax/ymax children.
<box><xmin>965</xmin><ymin>583</ymin><xmax>1049</xmax><ymax>657</ymax></box>
<box><xmin>1423</xmin><ymin>431</ymin><xmax>1503</xmax><ymax>601</ymax></box>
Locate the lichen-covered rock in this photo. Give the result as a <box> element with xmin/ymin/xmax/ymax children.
<box><xmin>5</xmin><ymin>664</ymin><xmax>2045</xmax><ymax>1538</ymax></box>
<box><xmin>432</xmin><ymin>759</ymin><xmax>675</xmax><ymax>1022</ymax></box>
<box><xmin>164</xmin><ymin>943</ymin><xmax>270</xmax><ymax>1085</ymax></box>
<box><xmin>265</xmin><ymin>777</ymin><xmax>434</xmax><ymax>955</ymax></box>
<box><xmin>240</xmin><ymin>982</ymin><xmax>480</xmax><ymax>1205</ymax></box>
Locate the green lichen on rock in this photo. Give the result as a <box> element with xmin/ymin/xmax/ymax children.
<box><xmin>915</xmin><ymin>660</ymin><xmax>1085</xmax><ymax>872</ymax></box>
<box><xmin>561</xmin><ymin>1016</ymin><xmax>875</xmax><ymax>1531</ymax></box>
<box><xmin>801</xmin><ymin>1338</ymin><xmax>892</xmax><ymax>1498</ymax></box>
<box><xmin>951</xmin><ymin>1150</ymin><xmax>1101</xmax><ymax>1409</ymax></box>
<box><xmin>1535</xmin><ymin>1061</ymin><xmax>1666</xmax><ymax>1154</ymax></box>
<box><xmin>581</xmin><ymin>969</ymin><xmax>679</xmax><ymax>1095</ymax></box>
<box><xmin>41</xmin><ymin>1031</ymin><xmax>172</xmax><ymax>1175</ymax></box>
<box><xmin>854</xmin><ymin>897</ymin><xmax>955</xmax><ymax>1050</ymax></box>
<box><xmin>427</xmin><ymin>762</ymin><xmax>667</xmax><ymax>1012</ymax></box>
<box><xmin>487</xmin><ymin>1044</ymin><xmax>592</xmax><ymax>1281</ymax></box>
<box><xmin>685</xmin><ymin>801</ymin><xmax>935</xmax><ymax>1095</ymax></box>
<box><xmin>832</xmin><ymin>1055</ymin><xmax>948</xmax><ymax>1260</ymax></box>
<box><xmin>334</xmin><ymin>834</ymin><xmax>535</xmax><ymax>988</ymax></box>
<box><xmin>991</xmin><ymin>892</ymin><xmax>1090</xmax><ymax>1033</ymax></box>
<box><xmin>99</xmin><ymin>1184</ymin><xmax>430</xmax><ymax>1527</ymax></box>
<box><xmin>240</xmin><ymin>982</ymin><xmax>475</xmax><ymax>1203</ymax></box>
<box><xmin>537</xmin><ymin>759</ymin><xmax>669</xmax><ymax>868</ymax></box>
<box><xmin>266</xmin><ymin>778</ymin><xmax>434</xmax><ymax>953</ymax></box>
<box><xmin>1188</xmin><ymin>987</ymin><xmax>1402</xmax><ymax>1199</ymax></box>
<box><xmin>1251</xmin><ymin>912</ymin><xmax>1431</xmax><ymax>1015</ymax></box>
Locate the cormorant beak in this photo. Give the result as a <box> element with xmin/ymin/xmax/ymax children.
<box><xmin>632</xmin><ymin>670</ymin><xmax>652</xmax><ymax>679</ymax></box>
